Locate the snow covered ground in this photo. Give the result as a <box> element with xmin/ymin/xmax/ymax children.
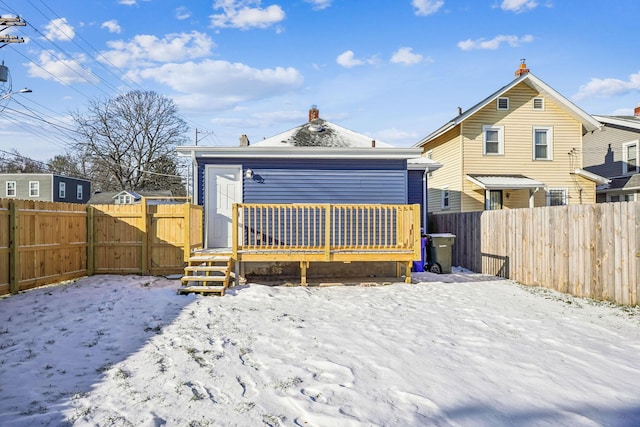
<box><xmin>1</xmin><ymin>271</ymin><xmax>639</xmax><ymax>426</ymax></box>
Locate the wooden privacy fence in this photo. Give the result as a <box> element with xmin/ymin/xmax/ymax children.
<box><xmin>1</xmin><ymin>198</ymin><xmax>203</xmax><ymax>296</ymax></box>
<box><xmin>0</xmin><ymin>199</ymin><xmax>88</xmax><ymax>295</ymax></box>
<box><xmin>89</xmin><ymin>198</ymin><xmax>202</xmax><ymax>276</ymax></box>
<box><xmin>430</xmin><ymin>202</ymin><xmax>640</xmax><ymax>306</ymax></box>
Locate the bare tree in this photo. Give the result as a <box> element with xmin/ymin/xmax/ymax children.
<box><xmin>72</xmin><ymin>90</ymin><xmax>189</xmax><ymax>192</ymax></box>
<box><xmin>0</xmin><ymin>149</ymin><xmax>46</xmax><ymax>173</ymax></box>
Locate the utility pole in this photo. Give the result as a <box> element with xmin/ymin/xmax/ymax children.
<box><xmin>195</xmin><ymin>128</ymin><xmax>215</xmax><ymax>146</ymax></box>
<box><xmin>0</xmin><ymin>16</ymin><xmax>26</xmax><ymax>48</ymax></box>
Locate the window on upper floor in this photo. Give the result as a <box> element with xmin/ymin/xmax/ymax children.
<box><xmin>29</xmin><ymin>181</ymin><xmax>39</xmax><ymax>197</ymax></box>
<box><xmin>427</xmin><ymin>150</ymin><xmax>433</xmax><ymax>178</ymax></box>
<box><xmin>77</xmin><ymin>185</ymin><xmax>83</xmax><ymax>200</ymax></box>
<box><xmin>533</xmin><ymin>98</ymin><xmax>544</xmax><ymax>110</ymax></box>
<box><xmin>59</xmin><ymin>182</ymin><xmax>66</xmax><ymax>198</ymax></box>
<box><xmin>441</xmin><ymin>186</ymin><xmax>450</xmax><ymax>209</ymax></box>
<box><xmin>533</xmin><ymin>126</ymin><xmax>553</xmax><ymax>160</ymax></box>
<box><xmin>547</xmin><ymin>188</ymin><xmax>568</xmax><ymax>206</ymax></box>
<box><xmin>622</xmin><ymin>140</ymin><xmax>639</xmax><ymax>175</ymax></box>
<box><xmin>497</xmin><ymin>97</ymin><xmax>509</xmax><ymax>110</ymax></box>
<box><xmin>483</xmin><ymin>125</ymin><xmax>504</xmax><ymax>155</ymax></box>
<box><xmin>6</xmin><ymin>181</ymin><xmax>16</xmax><ymax>197</ymax></box>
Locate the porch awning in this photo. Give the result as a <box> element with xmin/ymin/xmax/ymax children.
<box><xmin>466</xmin><ymin>174</ymin><xmax>546</xmax><ymax>190</ymax></box>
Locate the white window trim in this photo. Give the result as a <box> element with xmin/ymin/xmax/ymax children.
<box><xmin>59</xmin><ymin>182</ymin><xmax>66</xmax><ymax>198</ymax></box>
<box><xmin>533</xmin><ymin>126</ymin><xmax>553</xmax><ymax>160</ymax></box>
<box><xmin>546</xmin><ymin>188</ymin><xmax>568</xmax><ymax>206</ymax></box>
<box><xmin>426</xmin><ymin>150</ymin><xmax>433</xmax><ymax>178</ymax></box>
<box><xmin>29</xmin><ymin>181</ymin><xmax>40</xmax><ymax>197</ymax></box>
<box><xmin>622</xmin><ymin>140</ymin><xmax>639</xmax><ymax>175</ymax></box>
<box><xmin>483</xmin><ymin>125</ymin><xmax>504</xmax><ymax>155</ymax></box>
<box><xmin>6</xmin><ymin>181</ymin><xmax>16</xmax><ymax>197</ymax></box>
<box><xmin>76</xmin><ymin>185</ymin><xmax>83</xmax><ymax>200</ymax></box>
<box><xmin>441</xmin><ymin>186</ymin><xmax>450</xmax><ymax>210</ymax></box>
<box><xmin>497</xmin><ymin>97</ymin><xmax>509</xmax><ymax>110</ymax></box>
<box><xmin>533</xmin><ymin>97</ymin><xmax>545</xmax><ymax>110</ymax></box>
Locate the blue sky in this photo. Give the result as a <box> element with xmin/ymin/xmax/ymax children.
<box><xmin>1</xmin><ymin>0</ymin><xmax>640</xmax><ymax>163</ymax></box>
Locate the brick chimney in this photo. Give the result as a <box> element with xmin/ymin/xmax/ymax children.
<box><xmin>635</xmin><ymin>103</ymin><xmax>640</xmax><ymax>117</ymax></box>
<box><xmin>515</xmin><ymin>58</ymin><xmax>530</xmax><ymax>77</ymax></box>
<box><xmin>239</xmin><ymin>134</ymin><xmax>250</xmax><ymax>147</ymax></box>
<box><xmin>308</xmin><ymin>104</ymin><xmax>320</xmax><ymax>122</ymax></box>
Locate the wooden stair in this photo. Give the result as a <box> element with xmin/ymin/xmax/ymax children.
<box><xmin>178</xmin><ymin>255</ymin><xmax>235</xmax><ymax>296</ymax></box>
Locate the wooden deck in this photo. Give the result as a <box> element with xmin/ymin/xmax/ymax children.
<box><xmin>178</xmin><ymin>203</ymin><xmax>421</xmax><ymax>294</ymax></box>
<box><xmin>232</xmin><ymin>203</ymin><xmax>421</xmax><ymax>285</ymax></box>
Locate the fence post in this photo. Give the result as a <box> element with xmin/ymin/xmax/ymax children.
<box><xmin>87</xmin><ymin>205</ymin><xmax>95</xmax><ymax>276</ymax></box>
<box><xmin>9</xmin><ymin>201</ymin><xmax>19</xmax><ymax>294</ymax></box>
<box><xmin>324</xmin><ymin>204</ymin><xmax>331</xmax><ymax>261</ymax></box>
<box><xmin>141</xmin><ymin>197</ymin><xmax>149</xmax><ymax>275</ymax></box>
<box><xmin>184</xmin><ymin>202</ymin><xmax>191</xmax><ymax>262</ymax></box>
<box><xmin>232</xmin><ymin>203</ymin><xmax>238</xmax><ymax>260</ymax></box>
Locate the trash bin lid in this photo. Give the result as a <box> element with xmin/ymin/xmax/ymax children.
<box><xmin>427</xmin><ymin>233</ymin><xmax>456</xmax><ymax>238</ymax></box>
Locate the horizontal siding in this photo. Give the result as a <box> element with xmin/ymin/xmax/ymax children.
<box><xmin>197</xmin><ymin>158</ymin><xmax>407</xmax><ymax>205</ymax></box>
<box><xmin>423</xmin><ymin>126</ymin><xmax>463</xmax><ymax>214</ymax></box>
<box><xmin>461</xmin><ymin>84</ymin><xmax>592</xmax><ymax>209</ymax></box>
<box><xmin>583</xmin><ymin>124</ymin><xmax>640</xmax><ymax>178</ymax></box>
<box><xmin>244</xmin><ymin>169</ymin><xmax>406</xmax><ymax>204</ymax></box>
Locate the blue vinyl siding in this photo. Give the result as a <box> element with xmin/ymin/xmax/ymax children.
<box><xmin>407</xmin><ymin>170</ymin><xmax>425</xmax><ymax>229</ymax></box>
<box><xmin>52</xmin><ymin>176</ymin><xmax>92</xmax><ymax>204</ymax></box>
<box><xmin>197</xmin><ymin>158</ymin><xmax>407</xmax><ymax>205</ymax></box>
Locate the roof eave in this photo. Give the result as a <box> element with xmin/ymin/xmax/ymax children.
<box><xmin>593</xmin><ymin>115</ymin><xmax>640</xmax><ymax>131</ymax></box>
<box><xmin>571</xmin><ymin>168</ymin><xmax>611</xmax><ymax>186</ymax></box>
<box><xmin>177</xmin><ymin>146</ymin><xmax>424</xmax><ymax>160</ymax></box>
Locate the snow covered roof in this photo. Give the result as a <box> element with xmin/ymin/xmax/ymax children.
<box><xmin>177</xmin><ymin>117</ymin><xmax>423</xmax><ymax>160</ymax></box>
<box><xmin>407</xmin><ymin>156</ymin><xmax>443</xmax><ymax>171</ymax></box>
<box><xmin>597</xmin><ymin>173</ymin><xmax>640</xmax><ymax>192</ymax></box>
<box><xmin>466</xmin><ymin>174</ymin><xmax>546</xmax><ymax>190</ymax></box>
<box><xmin>252</xmin><ymin>118</ymin><xmax>393</xmax><ymax>148</ymax></box>
<box><xmin>593</xmin><ymin>115</ymin><xmax>640</xmax><ymax>131</ymax></box>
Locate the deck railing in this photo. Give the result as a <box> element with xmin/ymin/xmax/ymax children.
<box><xmin>232</xmin><ymin>203</ymin><xmax>421</xmax><ymax>261</ymax></box>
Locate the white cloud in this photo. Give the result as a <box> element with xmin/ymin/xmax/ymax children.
<box><xmin>101</xmin><ymin>20</ymin><xmax>122</xmax><ymax>34</ymax></box>
<box><xmin>412</xmin><ymin>0</ymin><xmax>444</xmax><ymax>16</ymax></box>
<box><xmin>131</xmin><ymin>59</ymin><xmax>304</xmax><ymax>110</ymax></box>
<box><xmin>390</xmin><ymin>47</ymin><xmax>423</xmax><ymax>65</ymax></box>
<box><xmin>43</xmin><ymin>18</ymin><xmax>75</xmax><ymax>42</ymax></box>
<box><xmin>375</xmin><ymin>127</ymin><xmax>420</xmax><ymax>143</ymax></box>
<box><xmin>118</xmin><ymin>0</ymin><xmax>136</xmax><ymax>5</ymax></box>
<box><xmin>457</xmin><ymin>34</ymin><xmax>533</xmax><ymax>50</ymax></box>
<box><xmin>305</xmin><ymin>0</ymin><xmax>332</xmax><ymax>10</ymax></box>
<box><xmin>336</xmin><ymin>51</ymin><xmax>363</xmax><ymax>68</ymax></box>
<box><xmin>210</xmin><ymin>0</ymin><xmax>285</xmax><ymax>30</ymax></box>
<box><xmin>573</xmin><ymin>71</ymin><xmax>640</xmax><ymax>101</ymax></box>
<box><xmin>100</xmin><ymin>31</ymin><xmax>215</xmax><ymax>68</ymax></box>
<box><xmin>176</xmin><ymin>7</ymin><xmax>191</xmax><ymax>20</ymax></box>
<box><xmin>500</xmin><ymin>0</ymin><xmax>538</xmax><ymax>13</ymax></box>
<box><xmin>335</xmin><ymin>50</ymin><xmax>378</xmax><ymax>68</ymax></box>
<box><xmin>26</xmin><ymin>50</ymin><xmax>98</xmax><ymax>85</ymax></box>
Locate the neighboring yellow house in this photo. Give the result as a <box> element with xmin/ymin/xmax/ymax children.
<box><xmin>415</xmin><ymin>62</ymin><xmax>609</xmax><ymax>214</ymax></box>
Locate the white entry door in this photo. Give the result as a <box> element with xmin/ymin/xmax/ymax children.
<box><xmin>205</xmin><ymin>165</ymin><xmax>242</xmax><ymax>248</ymax></box>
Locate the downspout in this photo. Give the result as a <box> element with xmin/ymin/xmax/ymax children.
<box><xmin>191</xmin><ymin>150</ymin><xmax>197</xmax><ymax>204</ymax></box>
<box><xmin>423</xmin><ymin>168</ymin><xmax>428</xmax><ymax>233</ymax></box>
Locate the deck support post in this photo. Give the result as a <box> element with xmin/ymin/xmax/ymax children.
<box><xmin>300</xmin><ymin>261</ymin><xmax>309</xmax><ymax>286</ymax></box>
<box><xmin>403</xmin><ymin>261</ymin><xmax>412</xmax><ymax>284</ymax></box>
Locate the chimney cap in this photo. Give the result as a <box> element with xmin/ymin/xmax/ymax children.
<box><xmin>515</xmin><ymin>58</ymin><xmax>530</xmax><ymax>77</ymax></box>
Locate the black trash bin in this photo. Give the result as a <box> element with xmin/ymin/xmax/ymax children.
<box><xmin>426</xmin><ymin>233</ymin><xmax>456</xmax><ymax>274</ymax></box>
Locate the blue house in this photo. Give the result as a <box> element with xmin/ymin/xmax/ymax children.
<box><xmin>177</xmin><ymin>106</ymin><xmax>441</xmax><ymax>249</ymax></box>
